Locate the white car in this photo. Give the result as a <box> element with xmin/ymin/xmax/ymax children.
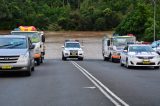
<box><xmin>120</xmin><ymin>44</ymin><xmax>160</xmax><ymax>69</ymax></box>
<box><xmin>62</xmin><ymin>40</ymin><xmax>84</xmax><ymax>61</ymax></box>
<box><xmin>151</xmin><ymin>40</ymin><xmax>160</xmax><ymax>55</ymax></box>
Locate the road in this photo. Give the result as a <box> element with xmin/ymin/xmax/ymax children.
<box><xmin>0</xmin><ymin>35</ymin><xmax>160</xmax><ymax>106</ymax></box>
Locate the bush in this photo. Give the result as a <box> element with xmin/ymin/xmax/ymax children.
<box><xmin>47</xmin><ymin>23</ymin><xmax>61</xmax><ymax>31</ymax></box>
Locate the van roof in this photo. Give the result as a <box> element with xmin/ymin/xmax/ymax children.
<box><xmin>0</xmin><ymin>35</ymin><xmax>28</xmax><ymax>38</ymax></box>
<box><xmin>11</xmin><ymin>31</ymin><xmax>39</xmax><ymax>33</ymax></box>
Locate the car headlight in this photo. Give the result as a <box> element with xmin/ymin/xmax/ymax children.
<box><xmin>155</xmin><ymin>55</ymin><xmax>160</xmax><ymax>58</ymax></box>
<box><xmin>18</xmin><ymin>53</ymin><xmax>29</xmax><ymax>62</ymax></box>
<box><xmin>78</xmin><ymin>50</ymin><xmax>83</xmax><ymax>53</ymax></box>
<box><xmin>78</xmin><ymin>50</ymin><xmax>83</xmax><ymax>55</ymax></box>
<box><xmin>64</xmin><ymin>50</ymin><xmax>70</xmax><ymax>53</ymax></box>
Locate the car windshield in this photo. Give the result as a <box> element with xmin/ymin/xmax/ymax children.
<box><xmin>113</xmin><ymin>37</ymin><xmax>135</xmax><ymax>46</ymax></box>
<box><xmin>0</xmin><ymin>38</ymin><xmax>27</xmax><ymax>49</ymax></box>
<box><xmin>129</xmin><ymin>46</ymin><xmax>154</xmax><ymax>52</ymax></box>
<box><xmin>11</xmin><ymin>32</ymin><xmax>40</xmax><ymax>43</ymax></box>
<box><xmin>65</xmin><ymin>42</ymin><xmax>80</xmax><ymax>48</ymax></box>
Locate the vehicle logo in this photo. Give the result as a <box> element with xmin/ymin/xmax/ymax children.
<box><xmin>4</xmin><ymin>57</ymin><xmax>10</xmax><ymax>60</ymax></box>
<box><xmin>143</xmin><ymin>57</ymin><xmax>148</xmax><ymax>59</ymax></box>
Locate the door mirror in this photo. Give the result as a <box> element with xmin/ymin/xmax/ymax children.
<box><xmin>107</xmin><ymin>40</ymin><xmax>110</xmax><ymax>46</ymax></box>
<box><xmin>30</xmin><ymin>45</ymin><xmax>35</xmax><ymax>49</ymax></box>
<box><xmin>42</xmin><ymin>35</ymin><xmax>45</xmax><ymax>42</ymax></box>
<box><xmin>61</xmin><ymin>46</ymin><xmax>64</xmax><ymax>48</ymax></box>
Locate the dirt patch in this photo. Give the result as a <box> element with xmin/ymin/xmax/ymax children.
<box><xmin>0</xmin><ymin>30</ymin><xmax>113</xmax><ymax>37</ymax></box>
<box><xmin>45</xmin><ymin>31</ymin><xmax>113</xmax><ymax>38</ymax></box>
<box><xmin>0</xmin><ymin>30</ymin><xmax>11</xmax><ymax>35</ymax></box>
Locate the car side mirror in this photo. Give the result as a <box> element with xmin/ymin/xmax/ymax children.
<box><xmin>81</xmin><ymin>46</ymin><xmax>84</xmax><ymax>48</ymax></box>
<box><xmin>30</xmin><ymin>45</ymin><xmax>35</xmax><ymax>49</ymax></box>
<box><xmin>61</xmin><ymin>46</ymin><xmax>64</xmax><ymax>48</ymax></box>
<box><xmin>42</xmin><ymin>35</ymin><xmax>45</xmax><ymax>42</ymax></box>
<box><xmin>107</xmin><ymin>40</ymin><xmax>110</xmax><ymax>46</ymax></box>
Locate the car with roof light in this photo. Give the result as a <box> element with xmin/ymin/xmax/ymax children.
<box><xmin>62</xmin><ymin>40</ymin><xmax>84</xmax><ymax>61</ymax></box>
<box><xmin>11</xmin><ymin>26</ymin><xmax>45</xmax><ymax>66</ymax></box>
<box><xmin>120</xmin><ymin>44</ymin><xmax>160</xmax><ymax>69</ymax></box>
<box><xmin>0</xmin><ymin>35</ymin><xmax>35</xmax><ymax>76</ymax></box>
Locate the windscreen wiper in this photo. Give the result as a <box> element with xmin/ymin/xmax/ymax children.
<box><xmin>7</xmin><ymin>43</ymin><xmax>24</xmax><ymax>48</ymax></box>
<box><xmin>0</xmin><ymin>44</ymin><xmax>13</xmax><ymax>48</ymax></box>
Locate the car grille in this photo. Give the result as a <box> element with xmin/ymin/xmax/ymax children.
<box><xmin>0</xmin><ymin>56</ymin><xmax>19</xmax><ymax>63</ymax></box>
<box><xmin>70</xmin><ymin>50</ymin><xmax>78</xmax><ymax>56</ymax></box>
<box><xmin>136</xmin><ymin>62</ymin><xmax>155</xmax><ymax>65</ymax></box>
<box><xmin>136</xmin><ymin>56</ymin><xmax>154</xmax><ymax>59</ymax></box>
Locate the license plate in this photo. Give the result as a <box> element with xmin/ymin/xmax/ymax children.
<box><xmin>143</xmin><ymin>60</ymin><xmax>150</xmax><ymax>64</ymax></box>
<box><xmin>71</xmin><ymin>53</ymin><xmax>77</xmax><ymax>56</ymax></box>
<box><xmin>2</xmin><ymin>65</ymin><xmax>12</xmax><ymax>69</ymax></box>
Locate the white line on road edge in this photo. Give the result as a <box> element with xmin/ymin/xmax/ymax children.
<box><xmin>71</xmin><ymin>61</ymin><xmax>129</xmax><ymax>106</ymax></box>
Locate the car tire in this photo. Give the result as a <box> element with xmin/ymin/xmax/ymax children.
<box><xmin>25</xmin><ymin>66</ymin><xmax>31</xmax><ymax>76</ymax></box>
<box><xmin>126</xmin><ymin>59</ymin><xmax>131</xmax><ymax>69</ymax></box>
<box><xmin>36</xmin><ymin>59</ymin><xmax>41</xmax><ymax>66</ymax></box>
<box><xmin>120</xmin><ymin>60</ymin><xmax>124</xmax><ymax>66</ymax></box>
<box><xmin>31</xmin><ymin>67</ymin><xmax>35</xmax><ymax>71</ymax></box>
<box><xmin>103</xmin><ymin>56</ymin><xmax>109</xmax><ymax>61</ymax></box>
<box><xmin>62</xmin><ymin>54</ymin><xmax>67</xmax><ymax>61</ymax></box>
<box><xmin>25</xmin><ymin>71</ymin><xmax>31</xmax><ymax>76</ymax></box>
<box><xmin>78</xmin><ymin>57</ymin><xmax>83</xmax><ymax>61</ymax></box>
<box><xmin>154</xmin><ymin>66</ymin><xmax>159</xmax><ymax>69</ymax></box>
<box><xmin>111</xmin><ymin>57</ymin><xmax>115</xmax><ymax>63</ymax></box>
<box><xmin>40</xmin><ymin>56</ymin><xmax>44</xmax><ymax>63</ymax></box>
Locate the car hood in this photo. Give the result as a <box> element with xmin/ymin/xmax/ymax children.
<box><xmin>128</xmin><ymin>52</ymin><xmax>158</xmax><ymax>56</ymax></box>
<box><xmin>65</xmin><ymin>48</ymin><xmax>82</xmax><ymax>51</ymax></box>
<box><xmin>0</xmin><ymin>49</ymin><xmax>28</xmax><ymax>56</ymax></box>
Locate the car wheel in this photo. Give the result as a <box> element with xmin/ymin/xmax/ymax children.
<box><xmin>109</xmin><ymin>54</ymin><xmax>114</xmax><ymax>62</ymax></box>
<box><xmin>25</xmin><ymin>71</ymin><xmax>31</xmax><ymax>76</ymax></box>
<box><xmin>62</xmin><ymin>55</ymin><xmax>67</xmax><ymax>61</ymax></box>
<box><xmin>25</xmin><ymin>66</ymin><xmax>31</xmax><ymax>76</ymax></box>
<box><xmin>40</xmin><ymin>56</ymin><xmax>44</xmax><ymax>63</ymax></box>
<box><xmin>103</xmin><ymin>56</ymin><xmax>109</xmax><ymax>61</ymax></box>
<box><xmin>126</xmin><ymin>59</ymin><xmax>131</xmax><ymax>69</ymax></box>
<box><xmin>36</xmin><ymin>59</ymin><xmax>41</xmax><ymax>66</ymax></box>
<box><xmin>78</xmin><ymin>57</ymin><xmax>83</xmax><ymax>61</ymax></box>
<box><xmin>120</xmin><ymin>60</ymin><xmax>124</xmax><ymax>66</ymax></box>
<box><xmin>154</xmin><ymin>66</ymin><xmax>159</xmax><ymax>69</ymax></box>
<box><xmin>111</xmin><ymin>57</ymin><xmax>115</xmax><ymax>62</ymax></box>
<box><xmin>31</xmin><ymin>67</ymin><xmax>35</xmax><ymax>71</ymax></box>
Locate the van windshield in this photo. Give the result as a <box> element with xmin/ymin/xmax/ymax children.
<box><xmin>113</xmin><ymin>37</ymin><xmax>135</xmax><ymax>46</ymax></box>
<box><xmin>0</xmin><ymin>38</ymin><xmax>27</xmax><ymax>49</ymax></box>
<box><xmin>11</xmin><ymin>32</ymin><xmax>40</xmax><ymax>43</ymax></box>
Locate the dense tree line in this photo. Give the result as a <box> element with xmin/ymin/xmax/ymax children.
<box><xmin>0</xmin><ymin>0</ymin><xmax>159</xmax><ymax>41</ymax></box>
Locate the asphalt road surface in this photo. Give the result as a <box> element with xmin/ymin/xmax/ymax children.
<box><xmin>0</xmin><ymin>35</ymin><xmax>160</xmax><ymax>106</ymax></box>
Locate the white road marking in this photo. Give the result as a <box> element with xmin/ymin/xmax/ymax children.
<box><xmin>71</xmin><ymin>61</ymin><xmax>129</xmax><ymax>106</ymax></box>
<box><xmin>83</xmin><ymin>86</ymin><xmax>96</xmax><ymax>89</ymax></box>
